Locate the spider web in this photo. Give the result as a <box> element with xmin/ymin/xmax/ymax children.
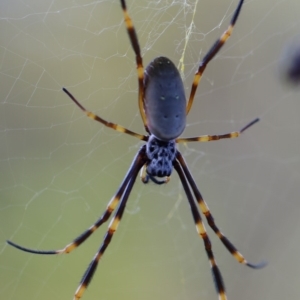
<box><xmin>1</xmin><ymin>1</ymin><xmax>300</xmax><ymax>300</ymax></box>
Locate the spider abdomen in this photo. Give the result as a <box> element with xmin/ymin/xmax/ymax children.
<box><xmin>144</xmin><ymin>57</ymin><xmax>186</xmax><ymax>141</ymax></box>
<box><xmin>146</xmin><ymin>135</ymin><xmax>176</xmax><ymax>177</ymax></box>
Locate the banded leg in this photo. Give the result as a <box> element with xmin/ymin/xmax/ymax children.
<box><xmin>7</xmin><ymin>146</ymin><xmax>147</xmax><ymax>256</ymax></box>
<box><xmin>186</xmin><ymin>0</ymin><xmax>245</xmax><ymax>114</ymax></box>
<box><xmin>173</xmin><ymin>159</ymin><xmax>226</xmax><ymax>300</ymax></box>
<box><xmin>74</xmin><ymin>174</ymin><xmax>141</xmax><ymax>300</ymax></box>
<box><xmin>176</xmin><ymin>118</ymin><xmax>259</xmax><ymax>143</ymax></box>
<box><xmin>120</xmin><ymin>0</ymin><xmax>147</xmax><ymax>127</ymax></box>
<box><xmin>176</xmin><ymin>151</ymin><xmax>267</xmax><ymax>269</ymax></box>
<box><xmin>63</xmin><ymin>88</ymin><xmax>147</xmax><ymax>141</ymax></box>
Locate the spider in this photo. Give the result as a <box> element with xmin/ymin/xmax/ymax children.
<box><xmin>7</xmin><ymin>0</ymin><xmax>266</xmax><ymax>299</ymax></box>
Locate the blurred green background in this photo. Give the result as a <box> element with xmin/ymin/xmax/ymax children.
<box><xmin>1</xmin><ymin>0</ymin><xmax>300</xmax><ymax>300</ymax></box>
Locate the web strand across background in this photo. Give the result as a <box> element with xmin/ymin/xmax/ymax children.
<box><xmin>1</xmin><ymin>1</ymin><xmax>300</xmax><ymax>300</ymax></box>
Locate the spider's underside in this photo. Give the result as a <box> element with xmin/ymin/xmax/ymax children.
<box><xmin>7</xmin><ymin>1</ymin><xmax>266</xmax><ymax>300</ymax></box>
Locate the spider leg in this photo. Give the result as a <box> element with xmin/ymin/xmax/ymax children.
<box><xmin>176</xmin><ymin>118</ymin><xmax>259</xmax><ymax>143</ymax></box>
<box><xmin>73</xmin><ymin>166</ymin><xmax>143</xmax><ymax>300</ymax></box>
<box><xmin>186</xmin><ymin>0</ymin><xmax>245</xmax><ymax>114</ymax></box>
<box><xmin>7</xmin><ymin>146</ymin><xmax>147</xmax><ymax>256</ymax></box>
<box><xmin>176</xmin><ymin>151</ymin><xmax>267</xmax><ymax>269</ymax></box>
<box><xmin>173</xmin><ymin>159</ymin><xmax>226</xmax><ymax>300</ymax></box>
<box><xmin>120</xmin><ymin>0</ymin><xmax>147</xmax><ymax>128</ymax></box>
<box><xmin>63</xmin><ymin>88</ymin><xmax>147</xmax><ymax>141</ymax></box>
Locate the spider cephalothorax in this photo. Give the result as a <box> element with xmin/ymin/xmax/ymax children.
<box><xmin>145</xmin><ymin>135</ymin><xmax>176</xmax><ymax>178</ymax></box>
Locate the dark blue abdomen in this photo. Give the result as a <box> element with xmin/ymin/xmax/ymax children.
<box><xmin>144</xmin><ymin>57</ymin><xmax>186</xmax><ymax>141</ymax></box>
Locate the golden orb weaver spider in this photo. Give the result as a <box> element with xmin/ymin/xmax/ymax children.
<box><xmin>7</xmin><ymin>0</ymin><xmax>266</xmax><ymax>299</ymax></box>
